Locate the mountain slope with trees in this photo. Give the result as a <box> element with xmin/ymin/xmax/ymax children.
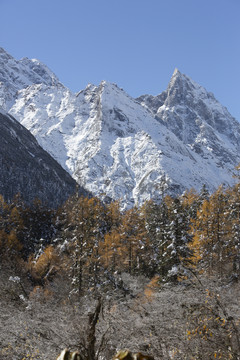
<box><xmin>0</xmin><ymin>110</ymin><xmax>88</xmax><ymax>207</ymax></box>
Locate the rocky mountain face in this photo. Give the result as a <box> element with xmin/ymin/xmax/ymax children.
<box><xmin>0</xmin><ymin>47</ymin><xmax>62</xmax><ymax>111</ymax></box>
<box><xmin>1</xmin><ymin>48</ymin><xmax>239</xmax><ymax>208</ymax></box>
<box><xmin>137</xmin><ymin>68</ymin><xmax>240</xmax><ymax>169</ymax></box>
<box><xmin>0</xmin><ymin>110</ymin><xmax>85</xmax><ymax>207</ymax></box>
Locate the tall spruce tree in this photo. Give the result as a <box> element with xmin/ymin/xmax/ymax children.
<box><xmin>165</xmin><ymin>196</ymin><xmax>193</xmax><ymax>282</ymax></box>
<box><xmin>142</xmin><ymin>199</ymin><xmax>170</xmax><ymax>278</ymax></box>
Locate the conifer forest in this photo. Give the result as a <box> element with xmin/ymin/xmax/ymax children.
<box><xmin>0</xmin><ymin>178</ymin><xmax>240</xmax><ymax>359</ymax></box>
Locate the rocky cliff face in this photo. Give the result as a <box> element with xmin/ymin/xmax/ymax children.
<box><xmin>1</xmin><ymin>48</ymin><xmax>239</xmax><ymax>208</ymax></box>
<box><xmin>0</xmin><ymin>110</ymin><xmax>86</xmax><ymax>207</ymax></box>
<box><xmin>0</xmin><ymin>47</ymin><xmax>62</xmax><ymax>111</ymax></box>
<box><xmin>137</xmin><ymin>68</ymin><xmax>240</xmax><ymax>167</ymax></box>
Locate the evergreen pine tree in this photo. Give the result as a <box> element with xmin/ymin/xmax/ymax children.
<box><xmin>165</xmin><ymin>197</ymin><xmax>193</xmax><ymax>282</ymax></box>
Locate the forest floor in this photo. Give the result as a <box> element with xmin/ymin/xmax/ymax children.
<box><xmin>0</xmin><ymin>265</ymin><xmax>239</xmax><ymax>360</ymax></box>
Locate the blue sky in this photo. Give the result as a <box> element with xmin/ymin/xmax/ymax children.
<box><xmin>0</xmin><ymin>0</ymin><xmax>239</xmax><ymax>120</ymax></box>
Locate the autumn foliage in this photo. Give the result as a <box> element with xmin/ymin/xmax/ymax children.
<box><xmin>1</xmin><ymin>180</ymin><xmax>240</xmax><ymax>359</ymax></box>
<box><xmin>0</xmin><ymin>178</ymin><xmax>240</xmax><ymax>293</ymax></box>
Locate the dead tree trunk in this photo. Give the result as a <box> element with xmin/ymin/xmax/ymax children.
<box><xmin>86</xmin><ymin>297</ymin><xmax>102</xmax><ymax>360</ymax></box>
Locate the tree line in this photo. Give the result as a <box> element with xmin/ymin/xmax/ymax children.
<box><xmin>1</xmin><ymin>177</ymin><xmax>240</xmax><ymax>295</ymax></box>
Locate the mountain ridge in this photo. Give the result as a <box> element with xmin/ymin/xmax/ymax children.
<box><xmin>1</xmin><ymin>48</ymin><xmax>239</xmax><ymax>208</ymax></box>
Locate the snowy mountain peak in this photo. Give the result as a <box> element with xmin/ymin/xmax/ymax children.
<box><xmin>166</xmin><ymin>69</ymin><xmax>222</xmax><ymax>111</ymax></box>
<box><xmin>166</xmin><ymin>68</ymin><xmax>201</xmax><ymax>103</ymax></box>
<box><xmin>169</xmin><ymin>67</ymin><xmax>185</xmax><ymax>84</ymax></box>
<box><xmin>98</xmin><ymin>80</ymin><xmax>124</xmax><ymax>95</ymax></box>
<box><xmin>0</xmin><ymin>46</ymin><xmax>13</xmax><ymax>60</ymax></box>
<box><xmin>0</xmin><ymin>48</ymin><xmax>62</xmax><ymax>110</ymax></box>
<box><xmin>1</xmin><ymin>48</ymin><xmax>240</xmax><ymax>208</ymax></box>
<box><xmin>172</xmin><ymin>67</ymin><xmax>181</xmax><ymax>75</ymax></box>
<box><xmin>19</xmin><ymin>57</ymin><xmax>61</xmax><ymax>87</ymax></box>
<box><xmin>137</xmin><ymin>69</ymin><xmax>240</xmax><ymax>172</ymax></box>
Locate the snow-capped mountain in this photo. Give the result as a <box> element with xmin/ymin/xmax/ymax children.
<box><xmin>1</xmin><ymin>48</ymin><xmax>239</xmax><ymax>208</ymax></box>
<box><xmin>137</xmin><ymin>68</ymin><xmax>240</xmax><ymax>167</ymax></box>
<box><xmin>0</xmin><ymin>109</ymin><xmax>86</xmax><ymax>207</ymax></box>
<box><xmin>0</xmin><ymin>47</ymin><xmax>62</xmax><ymax>111</ymax></box>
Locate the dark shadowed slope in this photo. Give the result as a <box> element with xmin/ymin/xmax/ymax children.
<box><xmin>0</xmin><ymin>110</ymin><xmax>87</xmax><ymax>207</ymax></box>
